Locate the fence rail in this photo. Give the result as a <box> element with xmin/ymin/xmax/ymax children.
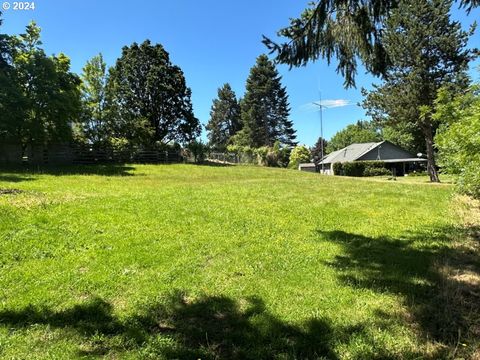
<box><xmin>0</xmin><ymin>144</ymin><xmax>184</xmax><ymax>165</ymax></box>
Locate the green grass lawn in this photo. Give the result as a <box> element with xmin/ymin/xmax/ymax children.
<box><xmin>0</xmin><ymin>164</ymin><xmax>478</xmax><ymax>359</ymax></box>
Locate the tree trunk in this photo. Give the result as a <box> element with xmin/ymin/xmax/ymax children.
<box><xmin>423</xmin><ymin>123</ymin><xmax>440</xmax><ymax>183</ymax></box>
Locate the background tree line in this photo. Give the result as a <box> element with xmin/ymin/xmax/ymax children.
<box><xmin>277</xmin><ymin>0</ymin><xmax>478</xmax><ymax>189</ymax></box>
<box><xmin>0</xmin><ymin>19</ymin><xmax>201</xmax><ymax>158</ymax></box>
<box><xmin>205</xmin><ymin>54</ymin><xmax>299</xmax><ymax>167</ymax></box>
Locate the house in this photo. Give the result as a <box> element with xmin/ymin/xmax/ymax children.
<box><xmin>298</xmin><ymin>163</ymin><xmax>317</xmax><ymax>172</ymax></box>
<box><xmin>317</xmin><ymin>141</ymin><xmax>427</xmax><ymax>175</ymax></box>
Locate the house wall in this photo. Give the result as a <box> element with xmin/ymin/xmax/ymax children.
<box><xmin>357</xmin><ymin>141</ymin><xmax>414</xmax><ymax>161</ymax></box>
<box><xmin>299</xmin><ymin>164</ymin><xmax>317</xmax><ymax>173</ymax></box>
<box><xmin>319</xmin><ymin>163</ymin><xmax>332</xmax><ymax>175</ymax></box>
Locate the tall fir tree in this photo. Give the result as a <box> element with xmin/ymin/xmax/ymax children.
<box><xmin>263</xmin><ymin>0</ymin><xmax>477</xmax><ymax>88</ymax></box>
<box><xmin>310</xmin><ymin>136</ymin><xmax>329</xmax><ymax>158</ymax></box>
<box><xmin>240</xmin><ymin>55</ymin><xmax>297</xmax><ymax>148</ymax></box>
<box><xmin>206</xmin><ymin>83</ymin><xmax>241</xmax><ymax>150</ymax></box>
<box><xmin>362</xmin><ymin>0</ymin><xmax>475</xmax><ymax>182</ymax></box>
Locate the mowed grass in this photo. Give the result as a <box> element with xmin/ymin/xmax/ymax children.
<box><xmin>0</xmin><ymin>164</ymin><xmax>478</xmax><ymax>359</ymax></box>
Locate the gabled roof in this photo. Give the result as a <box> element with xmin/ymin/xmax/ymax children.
<box><xmin>319</xmin><ymin>142</ymin><xmax>381</xmax><ymax>164</ymax></box>
<box><xmin>318</xmin><ymin>140</ymin><xmax>427</xmax><ymax>165</ymax></box>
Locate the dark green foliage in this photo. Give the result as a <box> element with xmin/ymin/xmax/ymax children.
<box><xmin>334</xmin><ymin>160</ymin><xmax>388</xmax><ymax>176</ymax></box>
<box><xmin>381</xmin><ymin>123</ymin><xmax>425</xmax><ymax>155</ymax></box>
<box><xmin>310</xmin><ymin>137</ymin><xmax>328</xmax><ymax>160</ymax></box>
<box><xmin>240</xmin><ymin>55</ymin><xmax>297</xmax><ymax>148</ymax></box>
<box><xmin>255</xmin><ymin>141</ymin><xmax>290</xmax><ymax>167</ymax></box>
<box><xmin>364</xmin><ymin>167</ymin><xmax>391</xmax><ymax>177</ymax></box>
<box><xmin>326</xmin><ymin>121</ymin><xmax>381</xmax><ymax>153</ymax></box>
<box><xmin>107</xmin><ymin>40</ymin><xmax>200</xmax><ymax>146</ymax></box>
<box><xmin>332</xmin><ymin>162</ymin><xmax>344</xmax><ymax>176</ymax></box>
<box><xmin>206</xmin><ymin>83</ymin><xmax>241</xmax><ymax>151</ymax></box>
<box><xmin>0</xmin><ymin>23</ymin><xmax>20</xmax><ymax>142</ymax></box>
<box><xmin>342</xmin><ymin>162</ymin><xmax>366</xmax><ymax>177</ymax></box>
<box><xmin>263</xmin><ymin>0</ymin><xmax>478</xmax><ymax>88</ymax></box>
<box><xmin>361</xmin><ymin>0</ymin><xmax>475</xmax><ymax>182</ymax></box>
<box><xmin>187</xmin><ymin>140</ymin><xmax>209</xmax><ymax>163</ymax></box>
<box><xmin>435</xmin><ymin>82</ymin><xmax>480</xmax><ymax>198</ymax></box>
<box><xmin>1</xmin><ymin>22</ymin><xmax>81</xmax><ymax>153</ymax></box>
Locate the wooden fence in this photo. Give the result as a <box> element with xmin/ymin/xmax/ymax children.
<box><xmin>0</xmin><ymin>143</ymin><xmax>183</xmax><ymax>165</ymax></box>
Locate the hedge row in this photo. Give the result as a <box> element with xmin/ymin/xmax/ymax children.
<box><xmin>333</xmin><ymin>161</ymin><xmax>390</xmax><ymax>177</ymax></box>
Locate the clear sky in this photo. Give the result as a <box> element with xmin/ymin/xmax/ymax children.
<box><xmin>2</xmin><ymin>0</ymin><xmax>479</xmax><ymax>146</ymax></box>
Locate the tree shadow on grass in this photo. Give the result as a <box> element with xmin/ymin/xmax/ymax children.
<box><xmin>0</xmin><ymin>293</ymin><xmax>341</xmax><ymax>359</ymax></box>
<box><xmin>0</xmin><ymin>164</ymin><xmax>136</xmax><ymax>180</ymax></box>
<box><xmin>0</xmin><ymin>174</ymin><xmax>35</xmax><ymax>183</ymax></box>
<box><xmin>318</xmin><ymin>226</ymin><xmax>480</xmax><ymax>358</ymax></box>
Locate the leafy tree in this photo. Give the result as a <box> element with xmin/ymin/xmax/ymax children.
<box><xmin>435</xmin><ymin>82</ymin><xmax>480</xmax><ymax>198</ymax></box>
<box><xmin>326</xmin><ymin>120</ymin><xmax>381</xmax><ymax>153</ymax></box>
<box><xmin>79</xmin><ymin>53</ymin><xmax>109</xmax><ymax>145</ymax></box>
<box><xmin>362</xmin><ymin>0</ymin><xmax>475</xmax><ymax>182</ymax></box>
<box><xmin>206</xmin><ymin>83</ymin><xmax>241</xmax><ymax>150</ymax></box>
<box><xmin>4</xmin><ymin>22</ymin><xmax>81</xmax><ymax>155</ymax></box>
<box><xmin>0</xmin><ymin>14</ymin><xmax>21</xmax><ymax>141</ymax></box>
<box><xmin>310</xmin><ymin>136</ymin><xmax>329</xmax><ymax>160</ymax></box>
<box><xmin>107</xmin><ymin>40</ymin><xmax>200</xmax><ymax>146</ymax></box>
<box><xmin>240</xmin><ymin>55</ymin><xmax>297</xmax><ymax>148</ymax></box>
<box><xmin>380</xmin><ymin>123</ymin><xmax>424</xmax><ymax>155</ymax></box>
<box><xmin>255</xmin><ymin>140</ymin><xmax>290</xmax><ymax>167</ymax></box>
<box><xmin>263</xmin><ymin>0</ymin><xmax>477</xmax><ymax>88</ymax></box>
<box><xmin>187</xmin><ymin>139</ymin><xmax>209</xmax><ymax>163</ymax></box>
<box><xmin>288</xmin><ymin>145</ymin><xmax>312</xmax><ymax>169</ymax></box>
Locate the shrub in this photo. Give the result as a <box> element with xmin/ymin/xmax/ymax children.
<box><xmin>288</xmin><ymin>145</ymin><xmax>311</xmax><ymax>169</ymax></box>
<box><xmin>435</xmin><ymin>83</ymin><xmax>480</xmax><ymax>199</ymax></box>
<box><xmin>187</xmin><ymin>140</ymin><xmax>209</xmax><ymax>163</ymax></box>
<box><xmin>255</xmin><ymin>141</ymin><xmax>290</xmax><ymax>167</ymax></box>
<box><xmin>332</xmin><ymin>162</ymin><xmax>344</xmax><ymax>175</ymax></box>
<box><xmin>364</xmin><ymin>167</ymin><xmax>391</xmax><ymax>177</ymax></box>
<box><xmin>342</xmin><ymin>161</ymin><xmax>366</xmax><ymax>177</ymax></box>
<box><xmin>334</xmin><ymin>161</ymin><xmax>389</xmax><ymax>177</ymax></box>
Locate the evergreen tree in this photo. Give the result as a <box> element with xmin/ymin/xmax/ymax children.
<box><xmin>107</xmin><ymin>40</ymin><xmax>200</xmax><ymax>146</ymax></box>
<box><xmin>240</xmin><ymin>55</ymin><xmax>297</xmax><ymax>148</ymax></box>
<box><xmin>263</xmin><ymin>0</ymin><xmax>477</xmax><ymax>88</ymax></box>
<box><xmin>310</xmin><ymin>136</ymin><xmax>329</xmax><ymax>158</ymax></box>
<box><xmin>206</xmin><ymin>83</ymin><xmax>241</xmax><ymax>150</ymax></box>
<box><xmin>362</xmin><ymin>0</ymin><xmax>475</xmax><ymax>182</ymax></box>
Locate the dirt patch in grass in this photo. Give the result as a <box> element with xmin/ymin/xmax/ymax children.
<box><xmin>0</xmin><ymin>188</ymin><xmax>24</xmax><ymax>195</ymax></box>
<box><xmin>435</xmin><ymin>196</ymin><xmax>480</xmax><ymax>359</ymax></box>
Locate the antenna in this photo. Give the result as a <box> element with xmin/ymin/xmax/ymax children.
<box><xmin>313</xmin><ymin>91</ymin><xmax>324</xmax><ymax>174</ymax></box>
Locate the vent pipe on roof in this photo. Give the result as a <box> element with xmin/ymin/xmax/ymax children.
<box><xmin>377</xmin><ymin>145</ymin><xmax>382</xmax><ymax>160</ymax></box>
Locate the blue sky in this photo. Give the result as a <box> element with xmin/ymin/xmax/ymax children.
<box><xmin>2</xmin><ymin>0</ymin><xmax>479</xmax><ymax>146</ymax></box>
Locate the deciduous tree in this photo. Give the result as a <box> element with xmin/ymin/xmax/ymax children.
<box><xmin>79</xmin><ymin>53</ymin><xmax>109</xmax><ymax>145</ymax></box>
<box><xmin>326</xmin><ymin>120</ymin><xmax>381</xmax><ymax>153</ymax></box>
<box><xmin>4</xmin><ymin>22</ymin><xmax>81</xmax><ymax>155</ymax></box>
<box><xmin>107</xmin><ymin>40</ymin><xmax>200</xmax><ymax>146</ymax></box>
<box><xmin>435</xmin><ymin>82</ymin><xmax>480</xmax><ymax>197</ymax></box>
